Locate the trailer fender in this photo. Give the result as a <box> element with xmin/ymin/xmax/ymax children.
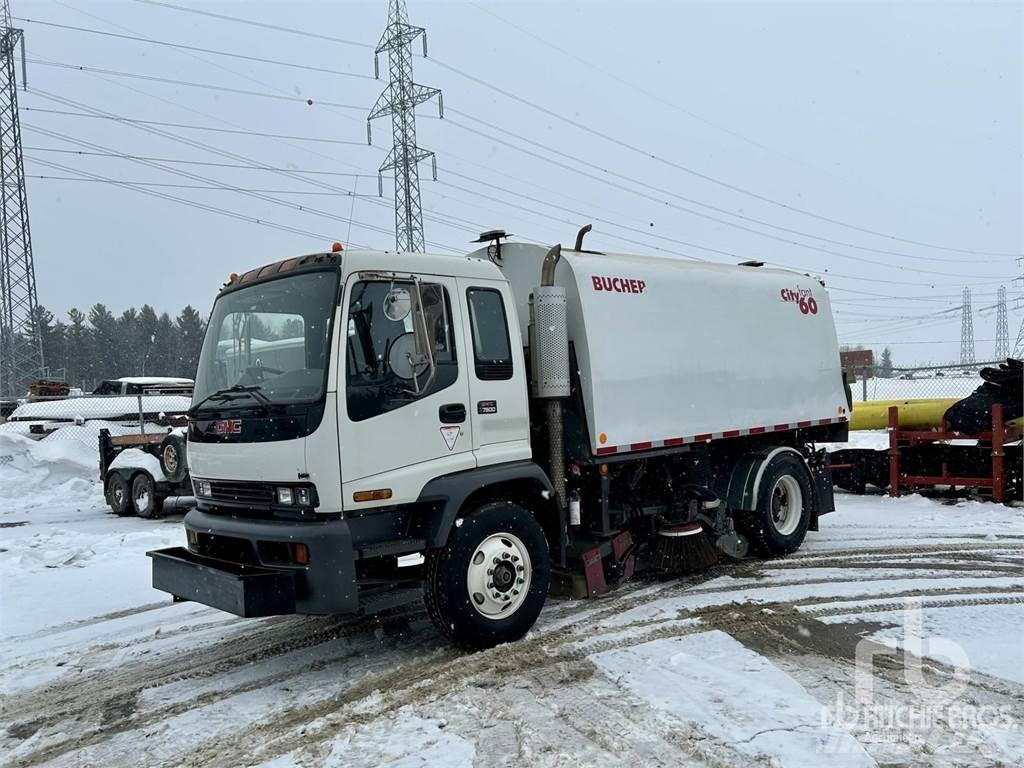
<box><xmin>726</xmin><ymin>447</ymin><xmax>831</xmax><ymax>531</ymax></box>
<box><xmin>417</xmin><ymin>461</ymin><xmax>558</xmax><ymax>549</ymax></box>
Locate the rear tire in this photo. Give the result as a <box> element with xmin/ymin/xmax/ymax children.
<box><xmin>132</xmin><ymin>472</ymin><xmax>163</xmax><ymax>519</ymax></box>
<box><xmin>424</xmin><ymin>501</ymin><xmax>549</xmax><ymax>651</ymax></box>
<box><xmin>158</xmin><ymin>434</ymin><xmax>188</xmax><ymax>483</ymax></box>
<box><xmin>739</xmin><ymin>452</ymin><xmax>813</xmax><ymax>556</ymax></box>
<box><xmin>107</xmin><ymin>473</ymin><xmax>132</xmax><ymax>516</ymax></box>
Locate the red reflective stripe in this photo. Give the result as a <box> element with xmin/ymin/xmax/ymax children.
<box><xmin>796</xmin><ymin>421</ymin><xmax>812</xmax><ymax>428</ymax></box>
<box><xmin>630</xmin><ymin>441</ymin><xmax>652</xmax><ymax>451</ymax></box>
<box><xmin>773</xmin><ymin>423</ymin><xmax>789</xmax><ymax>431</ymax></box>
<box><xmin>722</xmin><ymin>430</ymin><xmax>741</xmax><ymax>439</ymax></box>
<box><xmin>595</xmin><ymin>446</ymin><xmax>617</xmax><ymax>456</ymax></box>
<box><xmin>817</xmin><ymin>418</ymin><xmax>832</xmax><ymax>426</ymax></box>
<box><xmin>663</xmin><ymin>437</ymin><xmax>685</xmax><ymax>447</ymax></box>
<box><xmin>694</xmin><ymin>433</ymin><xmax>713</xmax><ymax>442</ymax></box>
<box><xmin>749</xmin><ymin>426</ymin><xmax>766</xmax><ymax>434</ymax></box>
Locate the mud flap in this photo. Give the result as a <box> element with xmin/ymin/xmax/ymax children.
<box><xmin>581</xmin><ymin>531</ymin><xmax>636</xmax><ymax>597</ymax></box>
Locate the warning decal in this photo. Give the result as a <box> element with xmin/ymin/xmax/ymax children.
<box><xmin>440</xmin><ymin>425</ymin><xmax>461</xmax><ymax>451</ymax></box>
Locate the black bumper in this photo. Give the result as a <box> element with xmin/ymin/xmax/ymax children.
<box><xmin>149</xmin><ymin>547</ymin><xmax>297</xmax><ymax>617</ymax></box>
<box><xmin>148</xmin><ymin>507</ymin><xmax>360</xmax><ymax>616</ymax></box>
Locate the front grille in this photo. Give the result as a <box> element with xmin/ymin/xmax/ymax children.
<box><xmin>208</xmin><ymin>479</ymin><xmax>275</xmax><ymax>505</ymax></box>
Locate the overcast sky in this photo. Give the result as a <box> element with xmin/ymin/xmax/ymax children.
<box><xmin>16</xmin><ymin>0</ymin><xmax>1024</xmax><ymax>365</ymax></box>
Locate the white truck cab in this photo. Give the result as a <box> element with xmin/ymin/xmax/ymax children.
<box><xmin>150</xmin><ymin>231</ymin><xmax>849</xmax><ymax>649</ymax></box>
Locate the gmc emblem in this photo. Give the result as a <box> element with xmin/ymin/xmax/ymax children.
<box><xmin>212</xmin><ymin>418</ymin><xmax>242</xmax><ymax>435</ymax></box>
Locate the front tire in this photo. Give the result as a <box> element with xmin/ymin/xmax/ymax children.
<box><xmin>132</xmin><ymin>473</ymin><xmax>163</xmax><ymax>519</ymax></box>
<box><xmin>740</xmin><ymin>452</ymin><xmax>814</xmax><ymax>556</ymax></box>
<box><xmin>424</xmin><ymin>501</ymin><xmax>549</xmax><ymax>651</ymax></box>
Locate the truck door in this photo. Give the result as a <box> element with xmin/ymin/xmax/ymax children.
<box><xmin>457</xmin><ymin>278</ymin><xmax>531</xmax><ymax>467</ymax></box>
<box><xmin>340</xmin><ymin>275</ymin><xmax>476</xmax><ymax>509</ymax></box>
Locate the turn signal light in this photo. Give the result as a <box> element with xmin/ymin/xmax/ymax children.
<box><xmin>353</xmin><ymin>488</ymin><xmax>392</xmax><ymax>503</ymax></box>
<box><xmin>291</xmin><ymin>543</ymin><xmax>310</xmax><ymax>565</ymax></box>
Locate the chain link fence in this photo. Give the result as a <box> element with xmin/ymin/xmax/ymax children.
<box><xmin>846</xmin><ymin>361</ymin><xmax>1001</xmax><ymax>403</ymax></box>
<box><xmin>0</xmin><ymin>391</ymin><xmax>191</xmax><ymax>452</ymax></box>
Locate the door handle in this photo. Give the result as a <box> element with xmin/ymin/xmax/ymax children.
<box><xmin>439</xmin><ymin>403</ymin><xmax>467</xmax><ymax>424</ymax></box>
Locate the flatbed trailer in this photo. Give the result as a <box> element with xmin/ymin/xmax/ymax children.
<box><xmin>100</xmin><ymin>428</ymin><xmax>194</xmax><ymax>518</ymax></box>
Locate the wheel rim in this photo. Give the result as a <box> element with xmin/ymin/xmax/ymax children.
<box><xmin>163</xmin><ymin>445</ymin><xmax>178</xmax><ymax>474</ymax></box>
<box><xmin>136</xmin><ymin>486</ymin><xmax>151</xmax><ymax>514</ymax></box>
<box><xmin>466</xmin><ymin>532</ymin><xmax>532</xmax><ymax>620</ymax></box>
<box><xmin>770</xmin><ymin>475</ymin><xmax>803</xmax><ymax>536</ymax></box>
<box><xmin>113</xmin><ymin>486</ymin><xmax>126</xmax><ymax>509</ymax></box>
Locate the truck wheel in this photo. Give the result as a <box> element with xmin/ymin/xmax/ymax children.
<box><xmin>741</xmin><ymin>453</ymin><xmax>813</xmax><ymax>556</ymax></box>
<box><xmin>107</xmin><ymin>473</ymin><xmax>132</xmax><ymax>516</ymax></box>
<box><xmin>132</xmin><ymin>473</ymin><xmax>163</xmax><ymax>519</ymax></box>
<box><xmin>159</xmin><ymin>434</ymin><xmax>188</xmax><ymax>483</ymax></box>
<box><xmin>424</xmin><ymin>501</ymin><xmax>549</xmax><ymax>651</ymax></box>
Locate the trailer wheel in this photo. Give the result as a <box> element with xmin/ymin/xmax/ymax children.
<box><xmin>107</xmin><ymin>473</ymin><xmax>132</xmax><ymax>516</ymax></box>
<box><xmin>159</xmin><ymin>434</ymin><xmax>188</xmax><ymax>483</ymax></box>
<box><xmin>741</xmin><ymin>453</ymin><xmax>813</xmax><ymax>556</ymax></box>
<box><xmin>132</xmin><ymin>472</ymin><xmax>163</xmax><ymax>519</ymax></box>
<box><xmin>424</xmin><ymin>501</ymin><xmax>549</xmax><ymax>651</ymax></box>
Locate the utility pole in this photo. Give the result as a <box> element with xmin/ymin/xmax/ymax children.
<box><xmin>367</xmin><ymin>0</ymin><xmax>443</xmax><ymax>253</ymax></box>
<box><xmin>1013</xmin><ymin>257</ymin><xmax>1024</xmax><ymax>359</ymax></box>
<box><xmin>0</xmin><ymin>0</ymin><xmax>41</xmax><ymax>395</ymax></box>
<box><xmin>959</xmin><ymin>286</ymin><xmax>975</xmax><ymax>365</ymax></box>
<box><xmin>994</xmin><ymin>286</ymin><xmax>1009</xmax><ymax>360</ymax></box>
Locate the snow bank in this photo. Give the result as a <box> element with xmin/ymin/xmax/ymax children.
<box><xmin>590</xmin><ymin>631</ymin><xmax>873</xmax><ymax>766</ymax></box>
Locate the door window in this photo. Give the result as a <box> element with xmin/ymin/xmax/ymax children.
<box><xmin>466</xmin><ymin>288</ymin><xmax>513</xmax><ymax>380</ymax></box>
<box><xmin>346</xmin><ymin>280</ymin><xmax>457</xmax><ymax>421</ymax></box>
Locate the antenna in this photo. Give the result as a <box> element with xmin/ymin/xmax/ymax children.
<box><xmin>367</xmin><ymin>0</ymin><xmax>443</xmax><ymax>253</ymax></box>
<box><xmin>959</xmin><ymin>286</ymin><xmax>974</xmax><ymax>365</ymax></box>
<box><xmin>0</xmin><ymin>0</ymin><xmax>43</xmax><ymax>394</ymax></box>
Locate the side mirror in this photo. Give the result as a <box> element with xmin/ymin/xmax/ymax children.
<box><xmin>383</xmin><ymin>286</ymin><xmax>412</xmax><ymax>322</ymax></box>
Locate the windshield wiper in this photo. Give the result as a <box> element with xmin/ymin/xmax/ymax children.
<box><xmin>189</xmin><ymin>384</ymin><xmax>269</xmax><ymax>415</ymax></box>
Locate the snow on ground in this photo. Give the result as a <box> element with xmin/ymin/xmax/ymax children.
<box><xmin>1</xmin><ymin>436</ymin><xmax>1023</xmax><ymax>767</ymax></box>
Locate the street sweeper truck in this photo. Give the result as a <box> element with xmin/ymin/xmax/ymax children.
<box><xmin>149</xmin><ymin>227</ymin><xmax>849</xmax><ymax>649</ymax></box>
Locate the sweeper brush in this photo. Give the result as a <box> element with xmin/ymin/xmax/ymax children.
<box><xmin>650</xmin><ymin>523</ymin><xmax>719</xmax><ymax>575</ymax></box>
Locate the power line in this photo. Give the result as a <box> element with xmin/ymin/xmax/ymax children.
<box><xmin>33</xmin><ymin>53</ymin><xmax>1015</xmax><ymax>275</ymax></box>
<box><xmin>24</xmin><ymin>172</ymin><xmax>381</xmax><ymax>196</ymax></box>
<box><xmin>23</xmin><ymin>146</ymin><xmax>377</xmax><ymax>177</ymax></box>
<box><xmin>104</xmin><ymin>0</ymin><xmax>1023</xmax><ymax>257</ymax></box>
<box><xmin>441</xmin><ymin>111</ymin><xmax>1008</xmax><ymax>270</ymax></box>
<box><xmin>30</xmin><ymin>156</ymin><xmax>364</xmax><ymax>245</ymax></box>
<box><xmin>132</xmin><ymin>0</ymin><xmax>372</xmax><ymax>50</ymax></box>
<box><xmin>14</xmin><ymin>17</ymin><xmax>376</xmax><ymax>81</ymax></box>
<box><xmin>26</xmin><ymin>60</ymin><xmax>367</xmax><ymax>111</ymax></box>
<box><xmin>23</xmin><ymin>106</ymin><xmax>369</xmax><ymax>144</ymax></box>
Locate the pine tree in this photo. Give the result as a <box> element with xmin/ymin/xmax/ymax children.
<box><xmin>65</xmin><ymin>308</ymin><xmax>91</xmax><ymax>389</ymax></box>
<box><xmin>88</xmin><ymin>304</ymin><xmax>119</xmax><ymax>381</ymax></box>
<box><xmin>175</xmin><ymin>306</ymin><xmax>206</xmax><ymax>378</ymax></box>
<box><xmin>879</xmin><ymin>347</ymin><xmax>894</xmax><ymax>379</ymax></box>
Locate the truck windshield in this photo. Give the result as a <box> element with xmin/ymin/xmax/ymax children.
<box><xmin>192</xmin><ymin>271</ymin><xmax>338</xmax><ymax>411</ymax></box>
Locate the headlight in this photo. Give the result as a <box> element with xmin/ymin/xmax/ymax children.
<box><xmin>276</xmin><ymin>487</ymin><xmax>294</xmax><ymax>505</ymax></box>
<box><xmin>296</xmin><ymin>487</ymin><xmax>311</xmax><ymax>506</ymax></box>
<box><xmin>195</xmin><ymin>479</ymin><xmax>212</xmax><ymax>497</ymax></box>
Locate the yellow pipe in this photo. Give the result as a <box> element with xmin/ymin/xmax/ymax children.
<box><xmin>850</xmin><ymin>398</ymin><xmax>957</xmax><ymax>431</ymax></box>
<box><xmin>851</xmin><ymin>398</ymin><xmax>1024</xmax><ymax>431</ymax></box>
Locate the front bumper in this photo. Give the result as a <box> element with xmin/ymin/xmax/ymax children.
<box><xmin>149</xmin><ymin>507</ymin><xmax>359</xmax><ymax>616</ymax></box>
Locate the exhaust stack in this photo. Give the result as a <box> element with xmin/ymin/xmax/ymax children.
<box><xmin>531</xmin><ymin>243</ymin><xmax>570</xmax><ymax>507</ymax></box>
